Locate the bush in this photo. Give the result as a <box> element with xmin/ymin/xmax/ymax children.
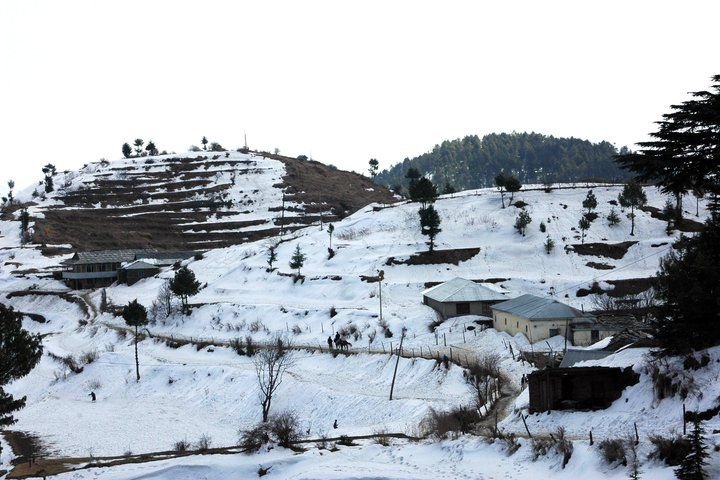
<box><xmin>539</xmin><ymin>221</ymin><xmax>546</xmax><ymax>233</ymax></box>
<box><xmin>373</xmin><ymin>429</ymin><xmax>391</xmax><ymax>446</ymax></box>
<box><xmin>195</xmin><ymin>434</ymin><xmax>212</xmax><ymax>452</ymax></box>
<box><xmin>531</xmin><ymin>428</ymin><xmax>573</xmax><ymax>467</ymax></box>
<box><xmin>649</xmin><ymin>434</ymin><xmax>691</xmax><ymax>466</ymax></box>
<box><xmin>239</xmin><ymin>423</ymin><xmax>271</xmax><ymax>453</ymax></box>
<box><xmin>598</xmin><ymin>438</ymin><xmax>627</xmax><ymax>466</ymax></box>
<box><xmin>421</xmin><ymin>407</ymin><xmax>479</xmax><ymax>438</ymax></box>
<box><xmin>269</xmin><ymin>411</ymin><xmax>302</xmax><ymax>447</ymax></box>
<box><xmin>291</xmin><ymin>324</ymin><xmax>302</xmax><ymax>336</ymax></box>
<box><xmin>80</xmin><ymin>349</ymin><xmax>99</xmax><ymax>365</ymax></box>
<box><xmin>174</xmin><ymin>439</ymin><xmax>191</xmax><ymax>452</ymax></box>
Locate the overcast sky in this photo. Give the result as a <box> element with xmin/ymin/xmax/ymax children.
<box><xmin>1</xmin><ymin>1</ymin><xmax>718</xmax><ymax>192</ymax></box>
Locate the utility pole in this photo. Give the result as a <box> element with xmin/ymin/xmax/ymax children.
<box><xmin>389</xmin><ymin>327</ymin><xmax>406</xmax><ymax>400</ymax></box>
<box><xmin>378</xmin><ymin>270</ymin><xmax>385</xmax><ymax>323</ymax></box>
<box><xmin>244</xmin><ymin>131</ymin><xmax>248</xmax><ymax>150</ymax></box>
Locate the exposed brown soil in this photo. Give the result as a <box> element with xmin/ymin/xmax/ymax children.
<box><xmin>566</xmin><ymin>241</ymin><xmax>638</xmax><ymax>260</ymax></box>
<box><xmin>31</xmin><ymin>153</ymin><xmax>395</xmax><ymax>252</ymax></box>
<box><xmin>639</xmin><ymin>205</ymin><xmax>704</xmax><ymax>232</ymax></box>
<box><xmin>386</xmin><ymin>247</ymin><xmax>481</xmax><ymax>266</ymax></box>
<box><xmin>585</xmin><ymin>261</ymin><xmax>614</xmax><ymax>270</ymax></box>
<box><xmin>576</xmin><ymin>277</ymin><xmax>657</xmax><ymax>298</ymax></box>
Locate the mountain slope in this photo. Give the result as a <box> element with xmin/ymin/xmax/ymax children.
<box><xmin>375</xmin><ymin>132</ymin><xmax>629</xmax><ymax>191</ymax></box>
<box><xmin>21</xmin><ymin>150</ymin><xmax>394</xmax><ymax>252</ymax></box>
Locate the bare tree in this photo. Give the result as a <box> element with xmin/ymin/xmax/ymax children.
<box><xmin>158</xmin><ymin>280</ymin><xmax>175</xmax><ymax>318</ymax></box>
<box><xmin>254</xmin><ymin>335</ymin><xmax>294</xmax><ymax>422</ymax></box>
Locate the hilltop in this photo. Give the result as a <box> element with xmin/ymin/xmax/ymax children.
<box><xmin>375</xmin><ymin>132</ymin><xmax>629</xmax><ymax>191</ymax></box>
<box><xmin>11</xmin><ymin>150</ymin><xmax>394</xmax><ymax>252</ymax></box>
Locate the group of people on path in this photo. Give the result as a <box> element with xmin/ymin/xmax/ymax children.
<box><xmin>327</xmin><ymin>332</ymin><xmax>351</xmax><ymax>351</ymax></box>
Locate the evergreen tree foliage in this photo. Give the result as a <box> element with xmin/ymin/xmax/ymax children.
<box><xmin>408</xmin><ymin>177</ymin><xmax>438</xmax><ymax>208</ymax></box>
<box><xmin>0</xmin><ymin>304</ymin><xmax>42</xmax><ymax>429</ymax></box>
<box><xmin>376</xmin><ymin>132</ymin><xmax>627</xmax><ymax>190</ymax></box>
<box><xmin>616</xmin><ymin>74</ymin><xmax>720</xmax><ymax>221</ymax></box>
<box><xmin>419</xmin><ymin>205</ymin><xmax>442</xmax><ymax>252</ymax></box>
<box><xmin>289</xmin><ymin>244</ymin><xmax>306</xmax><ymax>276</ymax></box>
<box><xmin>544</xmin><ymin>236</ymin><xmax>555</xmax><ymax>254</ymax></box>
<box><xmin>7</xmin><ymin>180</ymin><xmax>14</xmax><ymax>205</ymax></box>
<box><xmin>170</xmin><ymin>266</ymin><xmax>200</xmax><ymax>314</ymax></box>
<box><xmin>607</xmin><ymin>208</ymin><xmax>621</xmax><ymax>226</ymax></box>
<box><xmin>133</xmin><ymin>138</ymin><xmax>144</xmax><ymax>156</ymax></box>
<box><xmin>675</xmin><ymin>420</ymin><xmax>709</xmax><ymax>479</ymax></box>
<box><xmin>578</xmin><ymin>216</ymin><xmax>591</xmax><ymax>244</ymax></box>
<box><xmin>122</xmin><ymin>299</ymin><xmax>148</xmax><ymax>382</ymax></box>
<box><xmin>122</xmin><ymin>142</ymin><xmax>132</xmax><ymax>158</ymax></box>
<box><xmin>42</xmin><ymin>163</ymin><xmax>56</xmax><ymax>193</ymax></box>
<box><xmin>145</xmin><ymin>140</ymin><xmax>158</xmax><ymax>156</ymax></box>
<box><xmin>505</xmin><ymin>176</ymin><xmax>522</xmax><ymax>202</ymax></box>
<box><xmin>266</xmin><ymin>244</ymin><xmax>278</xmax><ymax>271</ymax></box>
<box><xmin>404</xmin><ymin>167</ymin><xmax>421</xmax><ymax>192</ymax></box>
<box><xmin>368</xmin><ymin>158</ymin><xmax>379</xmax><ymax>177</ymax></box>
<box><xmin>654</xmin><ymin>219</ymin><xmax>720</xmax><ymax>355</ymax></box>
<box><xmin>19</xmin><ymin>208</ymin><xmax>29</xmax><ymax>244</ymax></box>
<box><xmin>495</xmin><ymin>172</ymin><xmax>508</xmax><ymax>208</ymax></box>
<box><xmin>514</xmin><ymin>209</ymin><xmax>532</xmax><ymax>236</ymax></box>
<box><xmin>442</xmin><ymin>182</ymin><xmax>456</xmax><ymax>195</ymax></box>
<box><xmin>539</xmin><ymin>221</ymin><xmax>546</xmax><ymax>233</ymax></box>
<box><xmin>201</xmin><ymin>136</ymin><xmax>208</xmax><ymax>150</ymax></box>
<box><xmin>582</xmin><ymin>190</ymin><xmax>598</xmax><ymax>214</ymax></box>
<box><xmin>618</xmin><ymin>181</ymin><xmax>647</xmax><ymax>236</ymax></box>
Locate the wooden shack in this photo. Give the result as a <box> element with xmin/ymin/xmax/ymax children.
<box><xmin>528</xmin><ymin>366</ymin><xmax>639</xmax><ymax>413</ymax></box>
<box><xmin>422</xmin><ymin>278</ymin><xmax>508</xmax><ymax>318</ymax></box>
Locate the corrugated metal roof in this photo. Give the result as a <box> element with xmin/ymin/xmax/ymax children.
<box><xmin>559</xmin><ymin>349</ymin><xmax>612</xmax><ymax>368</ymax></box>
<box><xmin>69</xmin><ymin>249</ymin><xmax>195</xmax><ymax>265</ymax></box>
<box><xmin>123</xmin><ymin>260</ymin><xmax>161</xmax><ymax>270</ymax></box>
<box><xmin>422</xmin><ymin>277</ymin><xmax>507</xmax><ymax>303</ymax></box>
<box><xmin>491</xmin><ymin>294</ymin><xmax>591</xmax><ymax>320</ymax></box>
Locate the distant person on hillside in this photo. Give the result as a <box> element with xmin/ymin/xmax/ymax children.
<box><xmin>333</xmin><ymin>419</ymin><xmax>338</xmax><ymax>429</ymax></box>
<box><xmin>327</xmin><ymin>336</ymin><xmax>333</xmax><ymax>350</ymax></box>
<box><xmin>89</xmin><ymin>391</ymin><xmax>96</xmax><ymax>402</ymax></box>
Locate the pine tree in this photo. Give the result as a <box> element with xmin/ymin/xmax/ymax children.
<box><xmin>266</xmin><ymin>244</ymin><xmax>278</xmax><ymax>272</ymax></box>
<box><xmin>133</xmin><ymin>138</ymin><xmax>144</xmax><ymax>156</ymax></box>
<box><xmin>169</xmin><ymin>266</ymin><xmax>200</xmax><ymax>314</ymax></box>
<box><xmin>18</xmin><ymin>208</ymin><xmax>29</xmax><ymax>244</ymax></box>
<box><xmin>654</xmin><ymin>219</ymin><xmax>720</xmax><ymax>354</ymax></box>
<box><xmin>122</xmin><ymin>142</ymin><xmax>132</xmax><ymax>158</ymax></box>
<box><xmin>289</xmin><ymin>244</ymin><xmax>306</xmax><ymax>276</ymax></box>
<box><xmin>0</xmin><ymin>304</ymin><xmax>43</xmax><ymax>434</ymax></box>
<box><xmin>607</xmin><ymin>208</ymin><xmax>621</xmax><ymax>226</ymax></box>
<box><xmin>514</xmin><ymin>209</ymin><xmax>532</xmax><ymax>236</ymax></box>
<box><xmin>7</xmin><ymin>180</ymin><xmax>14</xmax><ymax>205</ymax></box>
<box><xmin>201</xmin><ymin>136</ymin><xmax>209</xmax><ymax>150</ymax></box>
<box><xmin>41</xmin><ymin>163</ymin><xmax>56</xmax><ymax>193</ymax></box>
<box><xmin>578</xmin><ymin>216</ymin><xmax>591</xmax><ymax>244</ymax></box>
<box><xmin>495</xmin><ymin>172</ymin><xmax>507</xmax><ymax>208</ymax></box>
<box><xmin>368</xmin><ymin>158</ymin><xmax>379</xmax><ymax>177</ymax></box>
<box><xmin>442</xmin><ymin>182</ymin><xmax>456</xmax><ymax>195</ymax></box>
<box><xmin>505</xmin><ymin>176</ymin><xmax>522</xmax><ymax>202</ymax></box>
<box><xmin>582</xmin><ymin>190</ymin><xmax>598</xmax><ymax>214</ymax></box>
<box><xmin>675</xmin><ymin>420</ymin><xmax>709</xmax><ymax>480</ymax></box>
<box><xmin>618</xmin><ymin>181</ymin><xmax>647</xmax><ymax>236</ymax></box>
<box><xmin>408</xmin><ymin>177</ymin><xmax>438</xmax><ymax>208</ymax></box>
<box><xmin>122</xmin><ymin>299</ymin><xmax>148</xmax><ymax>382</ymax></box>
<box><xmin>145</xmin><ymin>140</ymin><xmax>158</xmax><ymax>156</ymax></box>
<box><xmin>544</xmin><ymin>236</ymin><xmax>555</xmax><ymax>254</ymax></box>
<box><xmin>419</xmin><ymin>205</ymin><xmax>442</xmax><ymax>252</ymax></box>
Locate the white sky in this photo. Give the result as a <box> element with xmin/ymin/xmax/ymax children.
<box><xmin>0</xmin><ymin>0</ymin><xmax>718</xmax><ymax>193</ymax></box>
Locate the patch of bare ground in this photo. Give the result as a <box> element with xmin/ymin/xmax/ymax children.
<box><xmin>386</xmin><ymin>247</ymin><xmax>481</xmax><ymax>266</ymax></box>
<box><xmin>585</xmin><ymin>261</ymin><xmax>614</xmax><ymax>270</ymax></box>
<box><xmin>576</xmin><ymin>277</ymin><xmax>657</xmax><ymax>297</ymax></box>
<box><xmin>566</xmin><ymin>241</ymin><xmax>638</xmax><ymax>260</ymax></box>
<box><xmin>32</xmin><ymin>153</ymin><xmax>393</xmax><ymax>252</ymax></box>
<box><xmin>639</xmin><ymin>205</ymin><xmax>704</xmax><ymax>232</ymax></box>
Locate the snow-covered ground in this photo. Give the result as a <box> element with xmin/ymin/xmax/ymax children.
<box><xmin>2</xmin><ymin>157</ymin><xmax>719</xmax><ymax>478</ymax></box>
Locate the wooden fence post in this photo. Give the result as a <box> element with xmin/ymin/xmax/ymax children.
<box><xmin>589</xmin><ymin>430</ymin><xmax>593</xmax><ymax>445</ymax></box>
<box><xmin>521</xmin><ymin>414</ymin><xmax>532</xmax><ymax>439</ymax></box>
<box><xmin>443</xmin><ymin>333</ymin><xmax>447</xmax><ymax>347</ymax></box>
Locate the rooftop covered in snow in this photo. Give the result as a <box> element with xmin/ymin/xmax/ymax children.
<box><xmin>422</xmin><ymin>277</ymin><xmax>507</xmax><ymax>303</ymax></box>
<box><xmin>491</xmin><ymin>294</ymin><xmax>592</xmax><ymax>321</ymax></box>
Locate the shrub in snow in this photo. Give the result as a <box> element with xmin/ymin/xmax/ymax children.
<box><xmin>80</xmin><ymin>350</ymin><xmax>98</xmax><ymax>365</ymax></box>
<box><xmin>269</xmin><ymin>411</ymin><xmax>302</xmax><ymax>447</ymax></box>
<box><xmin>531</xmin><ymin>428</ymin><xmax>573</xmax><ymax>468</ymax></box>
<box><xmin>649</xmin><ymin>434</ymin><xmax>691</xmax><ymax>467</ymax></box>
<box><xmin>173</xmin><ymin>439</ymin><xmax>191</xmax><ymax>452</ymax></box>
<box><xmin>239</xmin><ymin>423</ymin><xmax>272</xmax><ymax>453</ymax></box>
<box><xmin>421</xmin><ymin>406</ymin><xmax>479</xmax><ymax>438</ymax></box>
<box><xmin>598</xmin><ymin>438</ymin><xmax>627</xmax><ymax>466</ymax></box>
<box><xmin>195</xmin><ymin>434</ymin><xmax>212</xmax><ymax>452</ymax></box>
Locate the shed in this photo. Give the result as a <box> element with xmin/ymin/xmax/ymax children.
<box><xmin>119</xmin><ymin>260</ymin><xmax>161</xmax><ymax>286</ymax></box>
<box><xmin>528</xmin><ymin>366</ymin><xmax>639</xmax><ymax>413</ymax></box>
<box><xmin>422</xmin><ymin>278</ymin><xmax>508</xmax><ymax>318</ymax></box>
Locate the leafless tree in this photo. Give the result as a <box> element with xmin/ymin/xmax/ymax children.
<box><xmin>158</xmin><ymin>280</ymin><xmax>175</xmax><ymax>318</ymax></box>
<box><xmin>254</xmin><ymin>335</ymin><xmax>294</xmax><ymax>422</ymax></box>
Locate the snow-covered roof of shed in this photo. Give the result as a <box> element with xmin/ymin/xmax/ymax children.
<box><xmin>122</xmin><ymin>259</ymin><xmax>161</xmax><ymax>270</ymax></box>
<box><xmin>559</xmin><ymin>349</ymin><xmax>613</xmax><ymax>368</ymax></box>
<box><xmin>422</xmin><ymin>277</ymin><xmax>507</xmax><ymax>303</ymax></box>
<box><xmin>491</xmin><ymin>294</ymin><xmax>592</xmax><ymax>320</ymax></box>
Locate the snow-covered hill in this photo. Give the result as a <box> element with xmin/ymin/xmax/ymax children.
<box><xmin>1</xmin><ymin>179</ymin><xmax>718</xmax><ymax>479</ymax></box>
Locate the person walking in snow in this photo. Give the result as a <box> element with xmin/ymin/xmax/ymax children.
<box><xmin>89</xmin><ymin>391</ymin><xmax>96</xmax><ymax>402</ymax></box>
<box><xmin>327</xmin><ymin>335</ymin><xmax>333</xmax><ymax>351</ymax></box>
<box><xmin>334</xmin><ymin>332</ymin><xmax>341</xmax><ymax>349</ymax></box>
<box><xmin>333</xmin><ymin>419</ymin><xmax>338</xmax><ymax>429</ymax></box>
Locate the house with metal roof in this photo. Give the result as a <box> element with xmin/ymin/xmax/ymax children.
<box><xmin>422</xmin><ymin>277</ymin><xmax>508</xmax><ymax>318</ymax></box>
<box><xmin>62</xmin><ymin>249</ymin><xmax>195</xmax><ymax>289</ymax></box>
<box><xmin>490</xmin><ymin>294</ymin><xmax>596</xmax><ymax>344</ymax></box>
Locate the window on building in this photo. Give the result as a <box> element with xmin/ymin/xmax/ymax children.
<box><xmin>549</xmin><ymin>328</ymin><xmax>560</xmax><ymax>337</ymax></box>
<box><xmin>591</xmin><ymin>330</ymin><xmax>599</xmax><ymax>342</ymax></box>
<box><xmin>456</xmin><ymin>303</ymin><xmax>470</xmax><ymax>315</ymax></box>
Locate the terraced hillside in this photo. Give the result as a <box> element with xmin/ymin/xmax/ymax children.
<box><xmin>24</xmin><ymin>151</ymin><xmax>395</xmax><ymax>251</ymax></box>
